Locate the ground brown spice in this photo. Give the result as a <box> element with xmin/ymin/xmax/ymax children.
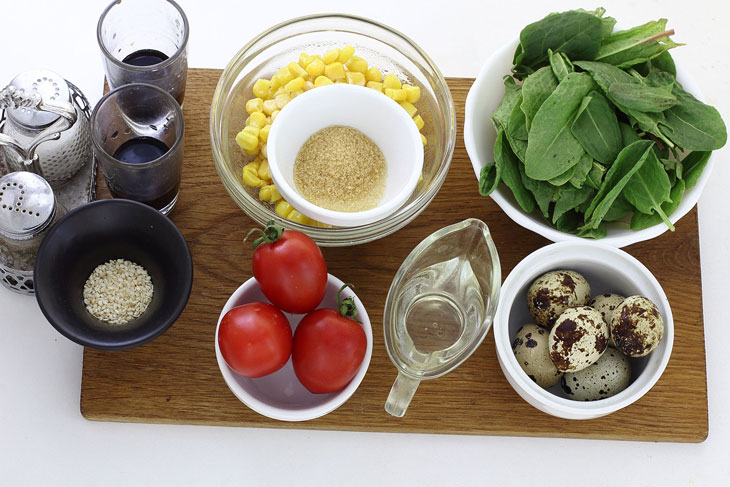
<box><xmin>293</xmin><ymin>125</ymin><xmax>386</xmax><ymax>212</ymax></box>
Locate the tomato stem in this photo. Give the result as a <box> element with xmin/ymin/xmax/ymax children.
<box><xmin>245</xmin><ymin>220</ymin><xmax>285</xmax><ymax>250</ymax></box>
<box><xmin>337</xmin><ymin>284</ymin><xmax>361</xmax><ymax>323</ymax></box>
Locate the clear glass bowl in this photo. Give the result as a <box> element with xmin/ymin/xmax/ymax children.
<box><xmin>209</xmin><ymin>14</ymin><xmax>456</xmax><ymax>246</ymax></box>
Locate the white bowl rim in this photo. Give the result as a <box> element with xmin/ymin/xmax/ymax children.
<box><xmin>463</xmin><ymin>37</ymin><xmax>716</xmax><ymax>248</ymax></box>
<box><xmin>493</xmin><ymin>241</ymin><xmax>674</xmax><ymax>418</ymax></box>
<box><xmin>267</xmin><ymin>83</ymin><xmax>424</xmax><ymax>227</ymax></box>
<box><xmin>214</xmin><ymin>273</ymin><xmax>373</xmax><ymax>421</ymax></box>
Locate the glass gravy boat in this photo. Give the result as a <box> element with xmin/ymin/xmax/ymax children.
<box><xmin>383</xmin><ymin>218</ymin><xmax>501</xmax><ymax>417</ymax></box>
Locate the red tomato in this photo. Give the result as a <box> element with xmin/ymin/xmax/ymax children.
<box><xmin>218</xmin><ymin>302</ymin><xmax>292</xmax><ymax>378</ymax></box>
<box><xmin>249</xmin><ymin>222</ymin><xmax>327</xmax><ymax>314</ymax></box>
<box><xmin>292</xmin><ymin>306</ymin><xmax>367</xmax><ymax>394</ymax></box>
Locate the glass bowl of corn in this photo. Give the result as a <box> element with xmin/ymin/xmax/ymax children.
<box><xmin>210</xmin><ymin>14</ymin><xmax>456</xmax><ymax>246</ymax></box>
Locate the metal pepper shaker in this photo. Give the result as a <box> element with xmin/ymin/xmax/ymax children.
<box><xmin>0</xmin><ymin>171</ymin><xmax>63</xmax><ymax>294</ymax></box>
<box><xmin>0</xmin><ymin>69</ymin><xmax>92</xmax><ymax>187</ymax></box>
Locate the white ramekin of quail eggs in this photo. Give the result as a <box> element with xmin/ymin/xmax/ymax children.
<box><xmin>494</xmin><ymin>241</ymin><xmax>674</xmax><ymax>420</ymax></box>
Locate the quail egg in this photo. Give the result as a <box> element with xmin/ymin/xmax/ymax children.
<box><xmin>512</xmin><ymin>323</ymin><xmax>563</xmax><ymax>388</ymax></box>
<box><xmin>549</xmin><ymin>306</ymin><xmax>608</xmax><ymax>373</ymax></box>
<box><xmin>589</xmin><ymin>293</ymin><xmax>626</xmax><ymax>347</ymax></box>
<box><xmin>527</xmin><ymin>270</ymin><xmax>590</xmax><ymax>328</ymax></box>
<box><xmin>561</xmin><ymin>348</ymin><xmax>631</xmax><ymax>401</ymax></box>
<box><xmin>611</xmin><ymin>295</ymin><xmax>664</xmax><ymax>357</ymax></box>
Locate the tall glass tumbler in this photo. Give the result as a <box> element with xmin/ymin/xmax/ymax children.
<box><xmin>91</xmin><ymin>84</ymin><xmax>184</xmax><ymax>215</ymax></box>
<box><xmin>97</xmin><ymin>0</ymin><xmax>189</xmax><ymax>105</ymax></box>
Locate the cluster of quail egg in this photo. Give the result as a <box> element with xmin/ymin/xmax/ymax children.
<box><xmin>511</xmin><ymin>270</ymin><xmax>664</xmax><ymax>401</ymax></box>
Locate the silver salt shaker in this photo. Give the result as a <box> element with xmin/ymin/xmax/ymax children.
<box><xmin>0</xmin><ymin>69</ymin><xmax>92</xmax><ymax>187</ymax></box>
<box><xmin>0</xmin><ymin>171</ymin><xmax>63</xmax><ymax>294</ymax></box>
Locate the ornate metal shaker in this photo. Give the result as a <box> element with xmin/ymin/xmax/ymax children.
<box><xmin>0</xmin><ymin>69</ymin><xmax>92</xmax><ymax>187</ymax></box>
<box><xmin>0</xmin><ymin>171</ymin><xmax>64</xmax><ymax>294</ymax></box>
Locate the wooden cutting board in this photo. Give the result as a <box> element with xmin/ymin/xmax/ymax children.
<box><xmin>81</xmin><ymin>69</ymin><xmax>708</xmax><ymax>442</ymax></box>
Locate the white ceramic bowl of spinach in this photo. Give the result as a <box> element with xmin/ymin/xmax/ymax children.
<box><xmin>464</xmin><ymin>10</ymin><xmax>726</xmax><ymax>248</ymax></box>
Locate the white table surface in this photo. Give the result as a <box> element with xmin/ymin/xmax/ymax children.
<box><xmin>2</xmin><ymin>0</ymin><xmax>729</xmax><ymax>484</ymax></box>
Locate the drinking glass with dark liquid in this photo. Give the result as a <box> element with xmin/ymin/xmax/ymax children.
<box><xmin>97</xmin><ymin>0</ymin><xmax>189</xmax><ymax>105</ymax></box>
<box><xmin>91</xmin><ymin>84</ymin><xmax>184</xmax><ymax>215</ymax></box>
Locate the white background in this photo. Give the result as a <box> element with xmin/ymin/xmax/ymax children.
<box><xmin>1</xmin><ymin>0</ymin><xmax>729</xmax><ymax>484</ymax></box>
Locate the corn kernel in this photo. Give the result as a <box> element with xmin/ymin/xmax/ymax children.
<box><xmin>306</xmin><ymin>58</ymin><xmax>325</xmax><ymax>78</ymax></box>
<box><xmin>366</xmin><ymin>81</ymin><xmax>383</xmax><ymax>92</ymax></box>
<box><xmin>314</xmin><ymin>75</ymin><xmax>334</xmax><ymax>87</ymax></box>
<box><xmin>252</xmin><ymin>79</ymin><xmax>271</xmax><ymax>99</ymax></box>
<box><xmin>324</xmin><ymin>62</ymin><xmax>346</xmax><ymax>81</ymax></box>
<box><xmin>346</xmin><ymin>72</ymin><xmax>366</xmax><ymax>86</ymax></box>
<box><xmin>262</xmin><ymin>99</ymin><xmax>277</xmax><ymax>115</ymax></box>
<box><xmin>413</xmin><ymin>114</ymin><xmax>425</xmax><ymax>130</ymax></box>
<box><xmin>246</xmin><ymin>98</ymin><xmax>263</xmax><ymax>114</ymax></box>
<box><xmin>272</xmin><ymin>71</ymin><xmax>294</xmax><ymax>89</ymax></box>
<box><xmin>421</xmin><ymin>133</ymin><xmax>427</xmax><ymax>146</ymax></box>
<box><xmin>284</xmin><ymin>76</ymin><xmax>305</xmax><ymax>93</ymax></box>
<box><xmin>365</xmin><ymin>66</ymin><xmax>382</xmax><ymax>82</ymax></box>
<box><xmin>399</xmin><ymin>101</ymin><xmax>417</xmax><ymax>117</ymax></box>
<box><xmin>286</xmin><ymin>209</ymin><xmax>310</xmax><ymax>224</ymax></box>
<box><xmin>385</xmin><ymin>88</ymin><xmax>407</xmax><ymax>101</ymax></box>
<box><xmin>303</xmin><ymin>80</ymin><xmax>314</xmax><ymax>91</ymax></box>
<box><xmin>346</xmin><ymin>56</ymin><xmax>368</xmax><ymax>74</ymax></box>
<box><xmin>260</xmin><ymin>143</ymin><xmax>268</xmax><ymax>159</ymax></box>
<box><xmin>290</xmin><ymin>89</ymin><xmax>304</xmax><ymax>98</ymax></box>
<box><xmin>243</xmin><ymin>125</ymin><xmax>260</xmax><ymax>138</ymax></box>
<box><xmin>403</xmin><ymin>84</ymin><xmax>421</xmax><ymax>103</ymax></box>
<box><xmin>275</xmin><ymin>93</ymin><xmax>291</xmax><ymax>109</ymax></box>
<box><xmin>248</xmin><ymin>111</ymin><xmax>267</xmax><ymax>129</ymax></box>
<box><xmin>259</xmin><ymin>184</ymin><xmax>282</xmax><ymax>203</ymax></box>
<box><xmin>299</xmin><ymin>53</ymin><xmax>315</xmax><ymax>67</ymax></box>
<box><xmin>259</xmin><ymin>124</ymin><xmax>270</xmax><ymax>143</ymax></box>
<box><xmin>257</xmin><ymin>159</ymin><xmax>272</xmax><ymax>180</ymax></box>
<box><xmin>275</xmin><ymin>200</ymin><xmax>293</xmax><ymax>218</ymax></box>
<box><xmin>323</xmin><ymin>49</ymin><xmax>340</xmax><ymax>64</ymax></box>
<box><xmin>288</xmin><ymin>62</ymin><xmax>307</xmax><ymax>78</ymax></box>
<box><xmin>383</xmin><ymin>74</ymin><xmax>401</xmax><ymax>90</ymax></box>
<box><xmin>236</xmin><ymin>130</ymin><xmax>258</xmax><ymax>153</ymax></box>
<box><xmin>338</xmin><ymin>46</ymin><xmax>355</xmax><ymax>63</ymax></box>
<box><xmin>270</xmin><ymin>110</ymin><xmax>280</xmax><ymax>122</ymax></box>
<box><xmin>242</xmin><ymin>163</ymin><xmax>265</xmax><ymax>187</ymax></box>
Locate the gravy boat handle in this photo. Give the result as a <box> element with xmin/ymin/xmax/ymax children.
<box><xmin>385</xmin><ymin>372</ymin><xmax>420</xmax><ymax>417</ymax></box>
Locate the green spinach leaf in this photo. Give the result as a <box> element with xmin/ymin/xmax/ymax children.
<box><xmin>651</xmin><ymin>50</ymin><xmax>676</xmax><ymax>76</ymax></box>
<box><xmin>603</xmin><ymin>193</ymin><xmax>634</xmax><ymax>221</ymax></box>
<box><xmin>608</xmin><ymin>82</ymin><xmax>677</xmax><ymax>112</ymax></box>
<box><xmin>521</xmin><ymin>66</ymin><xmax>559</xmax><ymax>132</ymax></box>
<box><xmin>479</xmin><ymin>161</ymin><xmax>501</xmax><ymax>197</ymax></box>
<box><xmin>491</xmin><ymin>77</ymin><xmax>521</xmax><ymax>131</ymax></box>
<box><xmin>519</xmin><ymin>165</ymin><xmax>557</xmax><ymax>218</ymax></box>
<box><xmin>630</xmin><ymin>178</ymin><xmax>685</xmax><ymax>230</ymax></box>
<box><xmin>582</xmin><ymin>140</ymin><xmax>654</xmax><ymax>228</ymax></box>
<box><xmin>623</xmin><ymin>150</ymin><xmax>673</xmax><ymax>229</ymax></box>
<box><xmin>553</xmin><ymin>185</ymin><xmax>594</xmax><ymax>224</ymax></box>
<box><xmin>548</xmin><ymin>49</ymin><xmax>573</xmax><ymax>82</ymax></box>
<box><xmin>661</xmin><ymin>82</ymin><xmax>728</xmax><ymax>151</ymax></box>
<box><xmin>513</xmin><ymin>10</ymin><xmax>604</xmax><ymax>79</ymax></box>
<box><xmin>571</xmin><ymin>91</ymin><xmax>622</xmax><ymax>164</ymax></box>
<box><xmin>681</xmin><ymin>151</ymin><xmax>711</xmax><ymax>189</ymax></box>
<box><xmin>569</xmin><ymin>153</ymin><xmax>594</xmax><ymax>188</ymax></box>
<box><xmin>507</xmin><ymin>95</ymin><xmax>529</xmax><ymax>140</ymax></box>
<box><xmin>595</xmin><ymin>19</ymin><xmax>680</xmax><ymax>68</ymax></box>
<box><xmin>525</xmin><ymin>72</ymin><xmax>596</xmax><ymax>180</ymax></box>
<box><xmin>495</xmin><ymin>129</ymin><xmax>535</xmax><ymax>212</ymax></box>
<box><xmin>585</xmin><ymin>161</ymin><xmax>606</xmax><ymax>189</ymax></box>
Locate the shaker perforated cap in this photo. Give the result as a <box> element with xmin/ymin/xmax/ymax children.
<box><xmin>0</xmin><ymin>172</ymin><xmax>56</xmax><ymax>240</ymax></box>
<box><xmin>6</xmin><ymin>70</ymin><xmax>71</xmax><ymax>128</ymax></box>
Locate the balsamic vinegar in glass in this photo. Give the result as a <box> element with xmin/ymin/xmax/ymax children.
<box><xmin>122</xmin><ymin>49</ymin><xmax>169</xmax><ymax>67</ymax></box>
<box><xmin>111</xmin><ymin>136</ymin><xmax>179</xmax><ymax>210</ymax></box>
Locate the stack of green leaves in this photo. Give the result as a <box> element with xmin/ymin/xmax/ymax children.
<box><xmin>479</xmin><ymin>7</ymin><xmax>727</xmax><ymax>239</ymax></box>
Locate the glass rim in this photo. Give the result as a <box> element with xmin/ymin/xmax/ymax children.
<box><xmin>90</xmin><ymin>82</ymin><xmax>185</xmax><ymax>169</ymax></box>
<box><xmin>97</xmin><ymin>0</ymin><xmax>190</xmax><ymax>72</ymax></box>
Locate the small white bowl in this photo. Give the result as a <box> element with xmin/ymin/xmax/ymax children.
<box><xmin>267</xmin><ymin>83</ymin><xmax>424</xmax><ymax>227</ymax></box>
<box><xmin>494</xmin><ymin>241</ymin><xmax>673</xmax><ymax>420</ymax></box>
<box><xmin>214</xmin><ymin>273</ymin><xmax>373</xmax><ymax>421</ymax></box>
<box><xmin>463</xmin><ymin>38</ymin><xmax>715</xmax><ymax>248</ymax></box>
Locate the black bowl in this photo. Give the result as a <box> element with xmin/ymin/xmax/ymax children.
<box><xmin>34</xmin><ymin>199</ymin><xmax>193</xmax><ymax>350</ymax></box>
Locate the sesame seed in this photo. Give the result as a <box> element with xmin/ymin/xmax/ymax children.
<box><xmin>83</xmin><ymin>259</ymin><xmax>153</xmax><ymax>325</ymax></box>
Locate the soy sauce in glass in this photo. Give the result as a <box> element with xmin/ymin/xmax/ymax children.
<box><xmin>122</xmin><ymin>49</ymin><xmax>169</xmax><ymax>67</ymax></box>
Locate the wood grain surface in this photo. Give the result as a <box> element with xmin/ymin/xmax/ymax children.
<box><xmin>81</xmin><ymin>70</ymin><xmax>708</xmax><ymax>442</ymax></box>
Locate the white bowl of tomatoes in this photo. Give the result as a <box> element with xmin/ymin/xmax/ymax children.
<box><xmin>215</xmin><ymin>222</ymin><xmax>373</xmax><ymax>421</ymax></box>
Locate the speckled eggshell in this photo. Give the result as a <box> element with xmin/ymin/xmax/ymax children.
<box><xmin>527</xmin><ymin>270</ymin><xmax>590</xmax><ymax>329</ymax></box>
<box><xmin>512</xmin><ymin>323</ymin><xmax>563</xmax><ymax>389</ymax></box>
<box><xmin>549</xmin><ymin>306</ymin><xmax>608</xmax><ymax>373</ymax></box>
<box><xmin>589</xmin><ymin>293</ymin><xmax>626</xmax><ymax>347</ymax></box>
<box><xmin>561</xmin><ymin>348</ymin><xmax>631</xmax><ymax>401</ymax></box>
<box><xmin>611</xmin><ymin>295</ymin><xmax>664</xmax><ymax>357</ymax></box>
